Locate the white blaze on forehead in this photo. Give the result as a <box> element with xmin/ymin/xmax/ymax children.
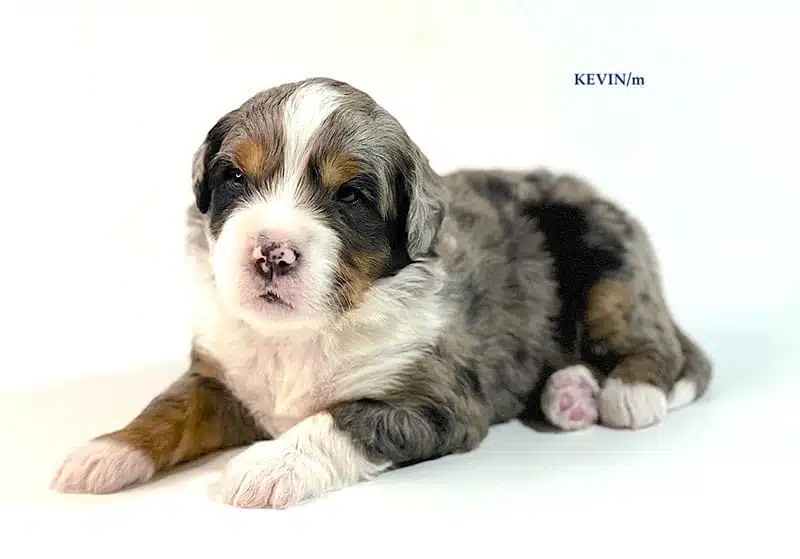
<box><xmin>280</xmin><ymin>82</ymin><xmax>343</xmax><ymax>201</ymax></box>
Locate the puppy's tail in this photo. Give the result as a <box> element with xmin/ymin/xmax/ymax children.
<box><xmin>667</xmin><ymin>327</ymin><xmax>713</xmax><ymax>411</ymax></box>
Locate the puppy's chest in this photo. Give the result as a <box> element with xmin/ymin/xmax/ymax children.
<box><xmin>221</xmin><ymin>341</ymin><xmax>339</xmax><ymax>437</ymax></box>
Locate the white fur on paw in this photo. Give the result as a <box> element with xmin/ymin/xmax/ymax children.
<box><xmin>599</xmin><ymin>378</ymin><xmax>668</xmax><ymax>429</ymax></box>
<box><xmin>51</xmin><ymin>438</ymin><xmax>155</xmax><ymax>494</ymax></box>
<box><xmin>212</xmin><ymin>440</ymin><xmax>333</xmax><ymax>509</ymax></box>
<box><xmin>668</xmin><ymin>378</ymin><xmax>698</xmax><ymax>411</ymax></box>
<box><xmin>541</xmin><ymin>364</ymin><xmax>599</xmax><ymax>431</ymax></box>
<box><xmin>211</xmin><ymin>413</ymin><xmax>386</xmax><ymax>509</ymax></box>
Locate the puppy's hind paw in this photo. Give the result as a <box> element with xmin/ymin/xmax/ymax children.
<box><xmin>599</xmin><ymin>378</ymin><xmax>667</xmax><ymax>429</ymax></box>
<box><xmin>541</xmin><ymin>365</ymin><xmax>599</xmax><ymax>431</ymax></box>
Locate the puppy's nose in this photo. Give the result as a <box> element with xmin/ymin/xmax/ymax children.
<box><xmin>254</xmin><ymin>241</ymin><xmax>299</xmax><ymax>280</ymax></box>
<box><xmin>267</xmin><ymin>243</ymin><xmax>298</xmax><ymax>268</ymax></box>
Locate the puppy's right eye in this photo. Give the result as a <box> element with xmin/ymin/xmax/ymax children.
<box><xmin>335</xmin><ymin>185</ymin><xmax>359</xmax><ymax>204</ymax></box>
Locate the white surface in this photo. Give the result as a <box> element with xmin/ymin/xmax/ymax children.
<box><xmin>1</xmin><ymin>0</ymin><xmax>798</xmax><ymax>556</ymax></box>
<box><xmin>2</xmin><ymin>331</ymin><xmax>798</xmax><ymax>554</ymax></box>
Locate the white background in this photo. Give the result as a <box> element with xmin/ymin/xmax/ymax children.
<box><xmin>1</xmin><ymin>0</ymin><xmax>797</xmax><ymax>391</ymax></box>
<box><xmin>0</xmin><ymin>0</ymin><xmax>798</xmax><ymax>554</ymax></box>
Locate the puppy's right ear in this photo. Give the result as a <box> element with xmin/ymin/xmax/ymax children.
<box><xmin>191</xmin><ymin>111</ymin><xmax>237</xmax><ymax>214</ymax></box>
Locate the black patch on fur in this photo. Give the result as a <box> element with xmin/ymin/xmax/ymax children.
<box><xmin>513</xmin><ymin>347</ymin><xmax>530</xmax><ymax>365</ymax></box>
<box><xmin>473</xmin><ymin>175</ymin><xmax>514</xmax><ymax>205</ymax></box>
<box><xmin>470</xmin><ymin>175</ymin><xmax>516</xmax><ymax>231</ymax></box>
<box><xmin>207</xmin><ymin>160</ymin><xmax>253</xmax><ymax>237</ymax></box>
<box><xmin>194</xmin><ymin>112</ymin><xmax>237</xmax><ymax>215</ymax></box>
<box><xmin>322</xmin><ymin>162</ymin><xmax>412</xmax><ymax>285</ymax></box>
<box><xmin>383</xmin><ymin>166</ymin><xmax>413</xmax><ymax>276</ymax></box>
<box><xmin>585</xmin><ymin>345</ymin><xmax>621</xmax><ymax>376</ymax></box>
<box><xmin>517</xmin><ymin>364</ymin><xmax>556</xmax><ymax>426</ymax></box>
<box><xmin>523</xmin><ymin>200</ymin><xmax>625</xmax><ymax>357</ymax></box>
<box><xmin>330</xmin><ymin>399</ymin><xmax>465</xmax><ymax>467</ymax></box>
<box><xmin>328</xmin><ymin>180</ymin><xmax>389</xmax><ymax>249</ymax></box>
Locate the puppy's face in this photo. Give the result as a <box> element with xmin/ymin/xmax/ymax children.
<box><xmin>192</xmin><ymin>78</ymin><xmax>442</xmax><ymax>330</ymax></box>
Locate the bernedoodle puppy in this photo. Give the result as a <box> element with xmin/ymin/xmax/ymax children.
<box><xmin>51</xmin><ymin>77</ymin><xmax>712</xmax><ymax>508</ymax></box>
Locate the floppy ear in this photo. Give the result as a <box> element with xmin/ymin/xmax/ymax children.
<box><xmin>402</xmin><ymin>151</ymin><xmax>446</xmax><ymax>259</ymax></box>
<box><xmin>191</xmin><ymin>111</ymin><xmax>237</xmax><ymax>214</ymax></box>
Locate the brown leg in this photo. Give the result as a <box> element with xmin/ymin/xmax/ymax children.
<box><xmin>51</xmin><ymin>349</ymin><xmax>264</xmax><ymax>494</ymax></box>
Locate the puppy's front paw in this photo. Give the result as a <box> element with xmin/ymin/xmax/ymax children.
<box><xmin>599</xmin><ymin>378</ymin><xmax>668</xmax><ymax>429</ymax></box>
<box><xmin>51</xmin><ymin>438</ymin><xmax>155</xmax><ymax>494</ymax></box>
<box><xmin>212</xmin><ymin>440</ymin><xmax>333</xmax><ymax>509</ymax></box>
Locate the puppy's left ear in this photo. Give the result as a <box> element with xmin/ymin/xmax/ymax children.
<box><xmin>191</xmin><ymin>110</ymin><xmax>238</xmax><ymax>214</ymax></box>
<box><xmin>402</xmin><ymin>151</ymin><xmax>446</xmax><ymax>259</ymax></box>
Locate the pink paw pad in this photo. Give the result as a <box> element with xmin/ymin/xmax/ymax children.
<box><xmin>541</xmin><ymin>365</ymin><xmax>600</xmax><ymax>431</ymax></box>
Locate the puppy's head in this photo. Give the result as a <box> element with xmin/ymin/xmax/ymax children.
<box><xmin>191</xmin><ymin>78</ymin><xmax>443</xmax><ymax>330</ymax></box>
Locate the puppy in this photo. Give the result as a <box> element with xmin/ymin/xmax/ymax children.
<box><xmin>52</xmin><ymin>77</ymin><xmax>712</xmax><ymax>508</ymax></box>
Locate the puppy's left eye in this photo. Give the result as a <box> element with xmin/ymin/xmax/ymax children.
<box><xmin>335</xmin><ymin>185</ymin><xmax>361</xmax><ymax>204</ymax></box>
<box><xmin>226</xmin><ymin>168</ymin><xmax>246</xmax><ymax>186</ymax></box>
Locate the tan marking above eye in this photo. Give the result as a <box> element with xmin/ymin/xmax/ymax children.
<box><xmin>234</xmin><ymin>140</ymin><xmax>265</xmax><ymax>179</ymax></box>
<box><xmin>320</xmin><ymin>153</ymin><xmax>363</xmax><ymax>189</ymax></box>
